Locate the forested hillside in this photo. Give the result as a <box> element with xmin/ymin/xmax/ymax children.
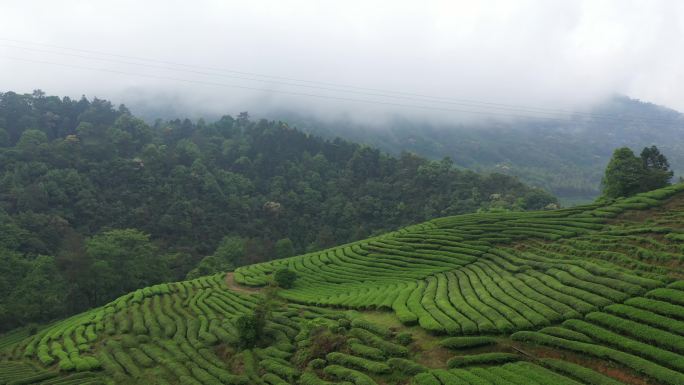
<box><xmin>281</xmin><ymin>96</ymin><xmax>684</xmax><ymax>204</ymax></box>
<box><xmin>1</xmin><ymin>183</ymin><xmax>683</xmax><ymax>385</ymax></box>
<box><xmin>0</xmin><ymin>90</ymin><xmax>556</xmax><ymax>332</ymax></box>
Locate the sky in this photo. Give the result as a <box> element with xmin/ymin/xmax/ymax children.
<box><xmin>1</xmin><ymin>0</ymin><xmax>683</xmax><ymax>122</ymax></box>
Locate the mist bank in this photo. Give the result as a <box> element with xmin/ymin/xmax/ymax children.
<box><xmin>275</xmin><ymin>96</ymin><xmax>684</xmax><ymax>204</ymax></box>
<box><xmin>124</xmin><ymin>93</ymin><xmax>684</xmax><ymax>204</ymax></box>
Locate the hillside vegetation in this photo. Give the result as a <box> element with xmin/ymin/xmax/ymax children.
<box><xmin>285</xmin><ymin>96</ymin><xmax>684</xmax><ymax>203</ymax></box>
<box><xmin>2</xmin><ymin>184</ymin><xmax>684</xmax><ymax>384</ymax></box>
<box><xmin>0</xmin><ymin>90</ymin><xmax>555</xmax><ymax>331</ymax></box>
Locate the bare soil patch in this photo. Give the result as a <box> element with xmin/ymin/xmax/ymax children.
<box><xmin>225</xmin><ymin>272</ymin><xmax>262</xmax><ymax>294</ymax></box>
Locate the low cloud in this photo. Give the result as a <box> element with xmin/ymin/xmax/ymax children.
<box><xmin>1</xmin><ymin>0</ymin><xmax>683</xmax><ymax>123</ymax></box>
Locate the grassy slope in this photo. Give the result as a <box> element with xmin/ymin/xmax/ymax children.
<box><xmin>2</xmin><ymin>184</ymin><xmax>684</xmax><ymax>385</ymax></box>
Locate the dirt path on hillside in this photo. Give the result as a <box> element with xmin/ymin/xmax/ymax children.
<box><xmin>225</xmin><ymin>272</ymin><xmax>262</xmax><ymax>294</ymax></box>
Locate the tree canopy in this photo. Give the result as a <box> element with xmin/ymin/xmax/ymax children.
<box><xmin>0</xmin><ymin>90</ymin><xmax>557</xmax><ymax>331</ymax></box>
<box><xmin>601</xmin><ymin>146</ymin><xmax>673</xmax><ymax>199</ymax></box>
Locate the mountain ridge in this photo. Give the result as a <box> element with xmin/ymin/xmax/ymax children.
<box><xmin>272</xmin><ymin>95</ymin><xmax>684</xmax><ymax>204</ymax></box>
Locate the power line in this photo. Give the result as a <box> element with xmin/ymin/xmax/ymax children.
<box><xmin>2</xmin><ymin>43</ymin><xmax>578</xmax><ymax>119</ymax></box>
<box><xmin>0</xmin><ymin>54</ymin><xmax>682</xmax><ymax>128</ymax></box>
<box><xmin>0</xmin><ymin>55</ymin><xmax>558</xmax><ymax>119</ymax></box>
<box><xmin>1</xmin><ymin>37</ymin><xmax>680</xmax><ymax>124</ymax></box>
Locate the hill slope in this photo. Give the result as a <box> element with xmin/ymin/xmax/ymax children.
<box><xmin>283</xmin><ymin>96</ymin><xmax>684</xmax><ymax>204</ymax></box>
<box><xmin>0</xmin><ymin>90</ymin><xmax>556</xmax><ymax>332</ymax></box>
<box><xmin>2</xmin><ymin>184</ymin><xmax>684</xmax><ymax>385</ymax></box>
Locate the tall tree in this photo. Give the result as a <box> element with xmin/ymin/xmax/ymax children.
<box><xmin>275</xmin><ymin>238</ymin><xmax>295</xmax><ymax>259</ymax></box>
<box><xmin>85</xmin><ymin>229</ymin><xmax>169</xmax><ymax>303</ymax></box>
<box><xmin>601</xmin><ymin>147</ymin><xmax>644</xmax><ymax>199</ymax></box>
<box><xmin>602</xmin><ymin>146</ymin><xmax>673</xmax><ymax>199</ymax></box>
<box><xmin>640</xmin><ymin>145</ymin><xmax>673</xmax><ymax>191</ymax></box>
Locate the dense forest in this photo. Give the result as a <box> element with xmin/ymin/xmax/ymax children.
<box><xmin>279</xmin><ymin>96</ymin><xmax>684</xmax><ymax>204</ymax></box>
<box><xmin>0</xmin><ymin>90</ymin><xmax>556</xmax><ymax>331</ymax></box>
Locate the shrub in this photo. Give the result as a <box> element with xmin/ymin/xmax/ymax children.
<box><xmin>307</xmin><ymin>358</ymin><xmax>326</xmax><ymax>369</ymax></box>
<box><xmin>438</xmin><ymin>337</ymin><xmax>496</xmax><ymax>350</ymax></box>
<box><xmin>295</xmin><ymin>326</ymin><xmax>347</xmax><ymax>366</ymax></box>
<box><xmin>387</xmin><ymin>357</ymin><xmax>426</xmax><ymax>375</ymax></box>
<box><xmin>350</xmin><ymin>319</ymin><xmax>391</xmax><ymax>338</ymax></box>
<box><xmin>539</xmin><ymin>358</ymin><xmax>624</xmax><ymax>385</ymax></box>
<box><xmin>584</xmin><ymin>312</ymin><xmax>684</xmax><ymax>354</ymax></box>
<box><xmin>337</xmin><ymin>318</ymin><xmax>351</xmax><ymax>329</ymax></box>
<box><xmin>299</xmin><ymin>370</ymin><xmax>348</xmax><ymax>385</ymax></box>
<box><xmin>511</xmin><ymin>331</ymin><xmax>684</xmax><ymax>385</ymax></box>
<box><xmin>37</xmin><ymin>344</ymin><xmax>54</xmax><ymax>366</ymax></box>
<box><xmin>563</xmin><ymin>318</ymin><xmax>684</xmax><ymax>370</ymax></box>
<box><xmin>647</xmin><ymin>288</ymin><xmax>684</xmax><ymax>306</ymax></box>
<box><xmin>624</xmin><ymin>297</ymin><xmax>684</xmax><ymax>319</ymax></box>
<box><xmin>396</xmin><ymin>332</ymin><xmax>413</xmax><ymax>346</ymax></box>
<box><xmin>262</xmin><ymin>372</ymin><xmax>289</xmax><ymax>385</ymax></box>
<box><xmin>539</xmin><ymin>327</ymin><xmax>592</xmax><ymax>343</ymax></box>
<box><xmin>326</xmin><ymin>352</ymin><xmax>390</xmax><ymax>374</ymax></box>
<box><xmin>260</xmin><ymin>358</ymin><xmax>299</xmax><ymax>381</ymax></box>
<box><xmin>27</xmin><ymin>324</ymin><xmax>38</xmax><ymax>336</ymax></box>
<box><xmin>447</xmin><ymin>352</ymin><xmax>519</xmax><ymax>368</ymax></box>
<box><xmin>432</xmin><ymin>368</ymin><xmax>483</xmax><ymax>385</ymax></box>
<box><xmin>273</xmin><ymin>268</ymin><xmax>297</xmax><ymax>289</ymax></box>
<box><xmin>349</xmin><ymin>328</ymin><xmax>408</xmax><ymax>357</ymax></box>
<box><xmin>235</xmin><ymin>314</ymin><xmax>261</xmax><ymax>348</ymax></box>
<box><xmin>605</xmin><ymin>304</ymin><xmax>684</xmax><ymax>335</ymax></box>
<box><xmin>412</xmin><ymin>372</ymin><xmax>441</xmax><ymax>385</ymax></box>
<box><xmin>502</xmin><ymin>362</ymin><xmax>580</xmax><ymax>385</ymax></box>
<box><xmin>323</xmin><ymin>364</ymin><xmax>378</xmax><ymax>385</ymax></box>
<box><xmin>392</xmin><ymin>283</ymin><xmax>419</xmax><ymax>325</ymax></box>
<box><xmin>349</xmin><ymin>342</ymin><xmax>384</xmax><ymax>360</ymax></box>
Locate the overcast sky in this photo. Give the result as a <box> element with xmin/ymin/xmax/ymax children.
<box><xmin>1</xmin><ymin>0</ymin><xmax>683</xmax><ymax>122</ymax></box>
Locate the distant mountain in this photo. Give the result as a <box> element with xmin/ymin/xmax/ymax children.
<box><xmin>278</xmin><ymin>96</ymin><xmax>684</xmax><ymax>205</ymax></box>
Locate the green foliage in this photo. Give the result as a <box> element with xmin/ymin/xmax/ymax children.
<box><xmin>299</xmin><ymin>371</ymin><xmax>345</xmax><ymax>385</ymax></box>
<box><xmin>387</xmin><ymin>357</ymin><xmax>427</xmax><ymax>375</ymax></box>
<box><xmin>86</xmin><ymin>229</ymin><xmax>170</xmax><ymax>305</ymax></box>
<box><xmin>4</xmin><ymin>151</ymin><xmax>684</xmax><ymax>385</ymax></box>
<box><xmin>601</xmin><ymin>146</ymin><xmax>673</xmax><ymax>199</ymax></box>
<box><xmin>213</xmin><ymin>236</ymin><xmax>246</xmax><ymax>267</ymax></box>
<box><xmin>323</xmin><ymin>364</ymin><xmax>378</xmax><ymax>385</ymax></box>
<box><xmin>186</xmin><ymin>255</ymin><xmax>233</xmax><ymax>280</ymax></box>
<box><xmin>641</xmin><ymin>146</ymin><xmax>674</xmax><ymax>191</ymax></box>
<box><xmin>601</xmin><ymin>147</ymin><xmax>645</xmax><ymax>198</ymax></box>
<box><xmin>512</xmin><ymin>331</ymin><xmax>684</xmax><ymax>385</ymax></box>
<box><xmin>412</xmin><ymin>372</ymin><xmax>441</xmax><ymax>385</ymax></box>
<box><xmin>16</xmin><ymin>129</ymin><xmax>48</xmax><ymax>150</ymax></box>
<box><xmin>539</xmin><ymin>358</ymin><xmax>625</xmax><ymax>385</ymax></box>
<box><xmin>326</xmin><ymin>352</ymin><xmax>391</xmax><ymax>374</ymax></box>
<box><xmin>273</xmin><ymin>268</ymin><xmax>297</xmax><ymax>289</ymax></box>
<box><xmin>349</xmin><ymin>341</ymin><xmax>384</xmax><ymax>360</ymax></box>
<box><xmin>539</xmin><ymin>326</ymin><xmax>592</xmax><ymax>343</ymax></box>
<box><xmin>349</xmin><ymin>319</ymin><xmax>391</xmax><ymax>338</ymax></box>
<box><xmin>259</xmin><ymin>358</ymin><xmax>299</xmax><ymax>382</ymax></box>
<box><xmin>0</xmin><ymin>254</ymin><xmax>68</xmax><ymax>329</ymax></box>
<box><xmin>0</xmin><ymin>127</ymin><xmax>8</xmax><ymax>147</ymax></box>
<box><xmin>438</xmin><ymin>336</ymin><xmax>496</xmax><ymax>349</ymax></box>
<box><xmin>396</xmin><ymin>332</ymin><xmax>413</xmax><ymax>346</ymax></box>
<box><xmin>348</xmin><ymin>328</ymin><xmax>408</xmax><ymax>357</ymax></box>
<box><xmin>446</xmin><ymin>352</ymin><xmax>519</xmax><ymax>368</ymax></box>
<box><xmin>294</xmin><ymin>324</ymin><xmax>347</xmax><ymax>366</ymax></box>
<box><xmin>0</xmin><ymin>90</ymin><xmax>558</xmax><ymax>331</ymax></box>
<box><xmin>297</xmin><ymin>96</ymin><xmax>684</xmax><ymax>202</ymax></box>
<box><xmin>236</xmin><ymin>314</ymin><xmax>260</xmax><ymax>348</ymax></box>
<box><xmin>275</xmin><ymin>238</ymin><xmax>295</xmax><ymax>259</ymax></box>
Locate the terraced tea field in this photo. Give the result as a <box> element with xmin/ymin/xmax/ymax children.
<box><xmin>2</xmin><ymin>184</ymin><xmax>684</xmax><ymax>385</ymax></box>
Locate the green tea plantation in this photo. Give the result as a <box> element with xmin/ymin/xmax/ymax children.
<box><xmin>2</xmin><ymin>184</ymin><xmax>684</xmax><ymax>385</ymax></box>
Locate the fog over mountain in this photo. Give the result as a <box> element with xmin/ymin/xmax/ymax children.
<box><xmin>2</xmin><ymin>0</ymin><xmax>684</xmax><ymax>123</ymax></box>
